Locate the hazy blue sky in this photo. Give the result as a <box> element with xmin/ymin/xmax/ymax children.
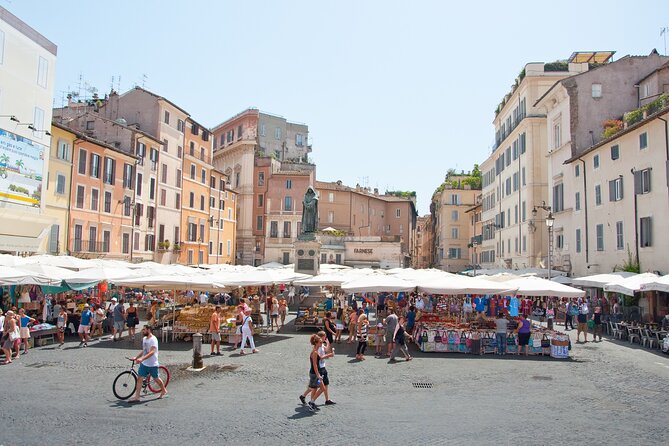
<box><xmin>5</xmin><ymin>0</ymin><xmax>668</xmax><ymax>213</ymax></box>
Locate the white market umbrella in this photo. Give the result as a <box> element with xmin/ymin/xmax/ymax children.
<box><xmin>0</xmin><ymin>265</ymin><xmax>62</xmax><ymax>286</ymax></box>
<box><xmin>220</xmin><ymin>268</ymin><xmax>311</xmax><ymax>286</ymax></box>
<box><xmin>571</xmin><ymin>272</ymin><xmax>637</xmax><ymax>288</ymax></box>
<box><xmin>258</xmin><ymin>261</ymin><xmax>287</xmax><ymax>270</ymax></box>
<box><xmin>341</xmin><ymin>272</ymin><xmax>415</xmax><ymax>293</ymax></box>
<box><xmin>19</xmin><ymin>263</ymin><xmax>77</xmax><ymax>281</ymax></box>
<box><xmin>640</xmin><ymin>274</ymin><xmax>669</xmax><ymax>293</ymax></box>
<box><xmin>418</xmin><ymin>275</ymin><xmax>518</xmax><ymax>295</ymax></box>
<box><xmin>480</xmin><ymin>273</ymin><xmax>522</xmax><ymax>282</ymax></box>
<box><xmin>64</xmin><ymin>266</ymin><xmax>138</xmax><ymax>284</ymax></box>
<box><xmin>113</xmin><ymin>273</ymin><xmax>229</xmax><ymax>290</ymax></box>
<box><xmin>24</xmin><ymin>254</ymin><xmax>94</xmax><ymax>270</ymax></box>
<box><xmin>503</xmin><ymin>276</ymin><xmax>585</xmax><ymax>298</ymax></box>
<box><xmin>603</xmin><ymin>273</ymin><xmax>659</xmax><ymax>296</ymax></box>
<box><xmin>551</xmin><ymin>275</ymin><xmax>573</xmax><ymax>285</ymax></box>
<box><xmin>0</xmin><ymin>254</ymin><xmax>29</xmax><ymax>267</ymax></box>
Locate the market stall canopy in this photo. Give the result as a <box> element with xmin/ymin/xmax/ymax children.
<box><xmin>0</xmin><ymin>254</ymin><xmax>29</xmax><ymax>267</ymax></box>
<box><xmin>218</xmin><ymin>268</ymin><xmax>312</xmax><ymax>287</ymax></box>
<box><xmin>640</xmin><ymin>274</ymin><xmax>669</xmax><ymax>293</ymax></box>
<box><xmin>418</xmin><ymin>275</ymin><xmax>518</xmax><ymax>295</ymax></box>
<box><xmin>551</xmin><ymin>275</ymin><xmax>573</xmax><ymax>285</ymax></box>
<box><xmin>19</xmin><ymin>263</ymin><xmax>77</xmax><ymax>281</ymax></box>
<box><xmin>112</xmin><ymin>273</ymin><xmax>231</xmax><ymax>291</ymax></box>
<box><xmin>571</xmin><ymin>272</ymin><xmax>637</xmax><ymax>288</ymax></box>
<box><xmin>479</xmin><ymin>273</ymin><xmax>521</xmax><ymax>282</ymax></box>
<box><xmin>603</xmin><ymin>273</ymin><xmax>660</xmax><ymax>296</ymax></box>
<box><xmin>0</xmin><ymin>265</ymin><xmax>62</xmax><ymax>286</ymax></box>
<box><xmin>22</xmin><ymin>254</ymin><xmax>94</xmax><ymax>270</ymax></box>
<box><xmin>503</xmin><ymin>276</ymin><xmax>585</xmax><ymax>298</ymax></box>
<box><xmin>341</xmin><ymin>272</ymin><xmax>415</xmax><ymax>293</ymax></box>
<box><xmin>64</xmin><ymin>265</ymin><xmax>138</xmax><ymax>285</ymax></box>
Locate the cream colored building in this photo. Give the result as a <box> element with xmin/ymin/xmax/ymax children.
<box><xmin>479</xmin><ymin>60</ymin><xmax>588</xmax><ymax>270</ymax></box>
<box><xmin>0</xmin><ymin>7</ymin><xmax>57</xmax><ymax>253</ymax></box>
<box><xmin>44</xmin><ymin>123</ymin><xmax>75</xmax><ymax>255</ymax></box>
<box><xmin>432</xmin><ymin>182</ymin><xmax>479</xmax><ymax>272</ymax></box>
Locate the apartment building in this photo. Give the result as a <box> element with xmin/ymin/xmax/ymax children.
<box><xmin>464</xmin><ymin>194</ymin><xmax>483</xmax><ymax>269</ymax></box>
<box><xmin>44</xmin><ymin>123</ymin><xmax>75</xmax><ymax>255</ymax></box>
<box><xmin>479</xmin><ymin>59</ymin><xmax>589</xmax><ymax>270</ymax></box>
<box><xmin>555</xmin><ymin>92</ymin><xmax>669</xmax><ymax>276</ymax></box>
<box><xmin>180</xmin><ymin>118</ymin><xmax>213</xmax><ymax>265</ymax></box>
<box><xmin>414</xmin><ymin>215</ymin><xmax>433</xmax><ymax>269</ymax></box>
<box><xmin>432</xmin><ymin>180</ymin><xmax>479</xmax><ymax>272</ymax></box>
<box><xmin>315</xmin><ymin>181</ymin><xmax>417</xmax><ymax>267</ymax></box>
<box><xmin>68</xmin><ymin>130</ymin><xmax>136</xmax><ymax>258</ymax></box>
<box><xmin>101</xmin><ymin>88</ymin><xmax>187</xmax><ymax>263</ymax></box>
<box><xmin>0</xmin><ymin>7</ymin><xmax>57</xmax><ymax>253</ymax></box>
<box><xmin>212</xmin><ymin>109</ymin><xmax>312</xmax><ymax>265</ymax></box>
<box><xmin>257</xmin><ymin>157</ymin><xmax>314</xmax><ymax>265</ymax></box>
<box><xmin>52</xmin><ymin>111</ymin><xmax>163</xmax><ymax>261</ymax></box>
<box><xmin>208</xmin><ymin>168</ymin><xmax>236</xmax><ymax>265</ymax></box>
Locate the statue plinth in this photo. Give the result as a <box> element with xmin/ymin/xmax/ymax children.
<box><xmin>293</xmin><ymin>239</ymin><xmax>321</xmax><ymax>276</ymax></box>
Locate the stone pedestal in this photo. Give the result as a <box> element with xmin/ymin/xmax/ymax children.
<box><xmin>293</xmin><ymin>239</ymin><xmax>321</xmax><ymax>276</ymax></box>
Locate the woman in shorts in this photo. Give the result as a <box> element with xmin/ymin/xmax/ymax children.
<box><xmin>516</xmin><ymin>313</ymin><xmax>531</xmax><ymax>356</ymax></box>
<box><xmin>2</xmin><ymin>311</ymin><xmax>19</xmax><ymax>364</ymax></box>
<box><xmin>126</xmin><ymin>301</ymin><xmax>139</xmax><ymax>339</ymax></box>
<box><xmin>18</xmin><ymin>308</ymin><xmax>35</xmax><ymax>355</ymax></box>
<box><xmin>270</xmin><ymin>298</ymin><xmax>280</xmax><ymax>331</ymax></box>
<box><xmin>278</xmin><ymin>296</ymin><xmax>287</xmax><ymax>329</ymax></box>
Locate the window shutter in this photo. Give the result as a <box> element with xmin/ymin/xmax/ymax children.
<box><xmin>666</xmin><ymin>161</ymin><xmax>669</xmax><ymax>188</ymax></box>
<box><xmin>634</xmin><ymin>170</ymin><xmax>642</xmax><ymax>194</ymax></box>
<box><xmin>618</xmin><ymin>178</ymin><xmax>623</xmax><ymax>200</ymax></box>
<box><xmin>49</xmin><ymin>224</ymin><xmax>59</xmax><ymax>253</ymax></box>
<box><xmin>644</xmin><ymin>169</ymin><xmax>651</xmax><ymax>193</ymax></box>
<box><xmin>609</xmin><ymin>180</ymin><xmax>615</xmax><ymax>201</ymax></box>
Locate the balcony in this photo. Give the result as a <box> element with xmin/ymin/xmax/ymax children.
<box><xmin>71</xmin><ymin>239</ymin><xmax>109</xmax><ymax>254</ymax></box>
<box><xmin>186</xmin><ymin>148</ymin><xmax>212</xmax><ymax>165</ymax></box>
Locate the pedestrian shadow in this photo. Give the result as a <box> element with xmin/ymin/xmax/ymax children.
<box><xmin>287</xmin><ymin>407</ymin><xmax>317</xmax><ymax>419</ymax></box>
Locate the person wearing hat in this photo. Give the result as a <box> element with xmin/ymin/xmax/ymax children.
<box><xmin>78</xmin><ymin>304</ymin><xmax>94</xmax><ymax>347</ymax></box>
<box><xmin>374</xmin><ymin>321</ymin><xmax>385</xmax><ymax>357</ymax></box>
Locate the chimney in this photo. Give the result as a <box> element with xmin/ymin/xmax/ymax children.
<box><xmin>374</xmin><ymin>188</ymin><xmax>379</xmax><ymax>196</ymax></box>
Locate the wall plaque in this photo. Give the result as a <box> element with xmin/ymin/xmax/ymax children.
<box><xmin>298</xmin><ymin>259</ymin><xmax>314</xmax><ymax>270</ymax></box>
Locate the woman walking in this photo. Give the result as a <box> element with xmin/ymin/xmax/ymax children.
<box><xmin>323</xmin><ymin>311</ymin><xmax>336</xmax><ymax>345</ymax></box>
<box><xmin>346</xmin><ymin>308</ymin><xmax>358</xmax><ymax>344</ymax></box>
<box><xmin>278</xmin><ymin>296</ymin><xmax>287</xmax><ymax>329</ymax></box>
<box><xmin>18</xmin><ymin>308</ymin><xmax>35</xmax><ymax>355</ymax></box>
<box><xmin>126</xmin><ymin>301</ymin><xmax>139</xmax><ymax>339</ymax></box>
<box><xmin>305</xmin><ymin>334</ymin><xmax>325</xmax><ymax>412</ymax></box>
<box><xmin>270</xmin><ymin>298</ymin><xmax>280</xmax><ymax>331</ymax></box>
<box><xmin>239</xmin><ymin>309</ymin><xmax>259</xmax><ymax>355</ymax></box>
<box><xmin>356</xmin><ymin>313</ymin><xmax>369</xmax><ymax>360</ymax></box>
<box><xmin>391</xmin><ymin>316</ymin><xmax>412</xmax><ymax>361</ymax></box>
<box><xmin>56</xmin><ymin>307</ymin><xmax>68</xmax><ymax>346</ymax></box>
<box><xmin>2</xmin><ymin>311</ymin><xmax>19</xmax><ymax>364</ymax></box>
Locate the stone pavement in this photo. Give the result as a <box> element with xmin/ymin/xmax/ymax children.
<box><xmin>0</xmin><ymin>315</ymin><xmax>668</xmax><ymax>446</ymax></box>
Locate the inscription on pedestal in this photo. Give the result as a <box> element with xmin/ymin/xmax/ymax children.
<box><xmin>297</xmin><ymin>259</ymin><xmax>314</xmax><ymax>270</ymax></box>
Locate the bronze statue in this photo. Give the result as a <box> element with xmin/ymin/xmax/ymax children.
<box><xmin>300</xmin><ymin>186</ymin><xmax>319</xmax><ymax>237</ymax></box>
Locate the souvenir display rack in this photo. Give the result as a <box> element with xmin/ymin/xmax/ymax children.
<box><xmin>294</xmin><ymin>303</ymin><xmax>328</xmax><ymax>331</ymax></box>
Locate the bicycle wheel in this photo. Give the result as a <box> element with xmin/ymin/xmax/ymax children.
<box><xmin>148</xmin><ymin>366</ymin><xmax>170</xmax><ymax>393</ymax></box>
<box><xmin>113</xmin><ymin>371</ymin><xmax>137</xmax><ymax>400</ymax></box>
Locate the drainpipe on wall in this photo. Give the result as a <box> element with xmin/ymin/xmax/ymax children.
<box><xmin>578</xmin><ymin>158</ymin><xmax>589</xmax><ymax>266</ymax></box>
<box><xmin>631</xmin><ymin>168</ymin><xmax>640</xmax><ymax>270</ymax></box>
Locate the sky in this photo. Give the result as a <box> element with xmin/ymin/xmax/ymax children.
<box><xmin>4</xmin><ymin>0</ymin><xmax>668</xmax><ymax>214</ymax></box>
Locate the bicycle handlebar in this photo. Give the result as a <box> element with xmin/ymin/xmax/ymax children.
<box><xmin>125</xmin><ymin>357</ymin><xmax>136</xmax><ymax>363</ymax></box>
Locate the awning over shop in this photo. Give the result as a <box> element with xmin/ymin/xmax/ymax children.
<box><xmin>0</xmin><ymin>209</ymin><xmax>55</xmax><ymax>253</ymax></box>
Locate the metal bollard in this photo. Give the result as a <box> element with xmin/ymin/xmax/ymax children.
<box><xmin>192</xmin><ymin>333</ymin><xmax>203</xmax><ymax>369</ymax></box>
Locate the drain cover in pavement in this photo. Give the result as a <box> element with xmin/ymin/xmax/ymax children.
<box><xmin>531</xmin><ymin>376</ymin><xmax>553</xmax><ymax>381</ymax></box>
<box><xmin>412</xmin><ymin>382</ymin><xmax>433</xmax><ymax>389</ymax></box>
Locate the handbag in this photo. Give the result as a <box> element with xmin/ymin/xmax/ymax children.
<box><xmin>9</xmin><ymin>327</ymin><xmax>20</xmax><ymax>342</ymax></box>
<box><xmin>587</xmin><ymin>319</ymin><xmax>595</xmax><ymax>330</ymax></box>
<box><xmin>541</xmin><ymin>334</ymin><xmax>551</xmax><ymax>348</ymax></box>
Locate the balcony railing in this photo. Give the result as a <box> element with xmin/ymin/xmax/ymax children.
<box><xmin>493</xmin><ymin>111</ymin><xmax>526</xmax><ymax>150</ymax></box>
<box><xmin>71</xmin><ymin>239</ymin><xmax>109</xmax><ymax>253</ymax></box>
<box><xmin>186</xmin><ymin>148</ymin><xmax>212</xmax><ymax>164</ymax></box>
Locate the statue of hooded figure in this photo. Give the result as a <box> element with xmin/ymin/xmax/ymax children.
<box><xmin>300</xmin><ymin>186</ymin><xmax>319</xmax><ymax>237</ymax></box>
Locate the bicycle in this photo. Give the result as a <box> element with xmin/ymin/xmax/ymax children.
<box><xmin>112</xmin><ymin>357</ymin><xmax>170</xmax><ymax>400</ymax></box>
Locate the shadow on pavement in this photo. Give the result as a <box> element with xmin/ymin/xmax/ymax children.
<box><xmin>287</xmin><ymin>407</ymin><xmax>318</xmax><ymax>419</ymax></box>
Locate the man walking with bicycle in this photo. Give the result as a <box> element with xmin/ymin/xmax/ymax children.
<box><xmin>129</xmin><ymin>325</ymin><xmax>167</xmax><ymax>402</ymax></box>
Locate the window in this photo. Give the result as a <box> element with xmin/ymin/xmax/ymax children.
<box><xmin>640</xmin><ymin>216</ymin><xmax>652</xmax><ymax>247</ymax></box>
<box><xmin>575</xmin><ymin>165</ymin><xmax>580</xmax><ymax>177</ymax></box>
<box><xmin>177</xmin><ymin>119</ymin><xmax>185</xmax><ymax>132</ymax></box>
<box><xmin>200</xmin><ymin>195</ymin><xmax>205</xmax><ymax>211</ymax></box>
<box><xmin>227</xmin><ymin>240</ymin><xmax>232</xmax><ymax>256</ymax></box>
<box><xmin>639</xmin><ymin>132</ymin><xmax>648</xmax><ymax>149</ymax></box>
<box><xmin>553</xmin><ymin>121</ymin><xmax>561</xmax><ymax>148</ymax></box>
<box><xmin>256</xmin><ymin>216</ymin><xmax>263</xmax><ymax>231</ymax></box>
<box><xmin>78</xmin><ymin>149</ymin><xmax>87</xmax><ymax>175</ymax></box>
<box><xmin>177</xmin><ymin>146</ymin><xmax>182</xmax><ymax>159</ymax></box>
<box><xmin>89</xmin><ymin>227</ymin><xmax>97</xmax><ymax>252</ymax></box>
<box><xmin>136</xmin><ymin>173</ymin><xmax>143</xmax><ymax>196</ymax></box>
<box><xmin>176</xmin><ymin>169</ymin><xmax>182</xmax><ymax>188</ymax></box>
<box><xmin>103</xmin><ymin>231</ymin><xmax>111</xmax><ymax>253</ymax></box>
<box><xmin>634</xmin><ymin>168</ymin><xmax>651</xmax><ymax>194</ymax></box>
<box><xmin>201</xmin><ymin>168</ymin><xmax>206</xmax><ymax>184</ymax></box>
<box><xmin>187</xmin><ymin>250</ymin><xmax>193</xmax><ymax>265</ymax></box>
<box><xmin>448</xmin><ymin>248</ymin><xmax>461</xmax><ymax>259</ymax></box>
<box><xmin>270</xmin><ymin>221</ymin><xmax>278</xmax><ymax>238</ymax></box>
<box><xmin>210</xmin><ymin>196</ymin><xmax>215</xmax><ymax>209</ymax></box>
<box><xmin>162</xmin><ymin>139</ymin><xmax>168</xmax><ymax>153</ymax></box>
<box><xmin>615</xmin><ymin>221</ymin><xmax>624</xmax><ymax>250</ymax></box>
<box><xmin>150</xmin><ymin>178</ymin><xmax>156</xmax><ymax>200</ymax></box>
<box><xmin>104</xmin><ymin>157</ymin><xmax>116</xmax><ymax>185</ymax></box>
<box><xmin>104</xmin><ymin>192</ymin><xmax>111</xmax><ymax>213</ymax></box>
<box><xmin>74</xmin><ymin>225</ymin><xmax>83</xmax><ymax>252</ymax></box>
<box><xmin>521</xmin><ymin>201</ymin><xmax>526</xmax><ymax>221</ymax></box>
<box><xmin>286</xmin><ymin>179</ymin><xmax>292</xmax><ymax>189</ymax></box>
<box><xmin>328</xmin><ymin>192</ymin><xmax>334</xmax><ymax>203</ymax></box>
<box><xmin>210</xmin><ymin>176</ymin><xmax>216</xmax><ymax>189</ymax></box>
<box><xmin>593</xmin><ymin>154</ymin><xmax>600</xmax><ymax>169</ymax></box>
<box><xmin>553</xmin><ymin>183</ymin><xmax>564</xmax><ymax>212</ymax></box>
<box><xmin>258</xmin><ymin>172</ymin><xmax>265</xmax><ymax>186</ymax></box>
<box><xmin>609</xmin><ymin>177</ymin><xmax>624</xmax><ymax>201</ymax></box>
<box><xmin>55</xmin><ymin>174</ymin><xmax>66</xmax><ymax>195</ymax></box>
<box><xmin>260</xmin><ymin>124</ymin><xmax>266</xmax><ymax>137</ymax></box>
<box><xmin>160</xmin><ymin>189</ymin><xmax>166</xmax><ymax>206</ymax></box>
<box><xmin>399</xmin><ymin>224</ymin><xmax>404</xmax><ymax>234</ymax></box>
<box><xmin>275</xmin><ymin>127</ymin><xmax>282</xmax><ymax>139</ymax></box>
<box><xmin>596</xmin><ymin>224</ymin><xmax>604</xmax><ymax>251</ymax></box>
<box><xmin>522</xmin><ymin>235</ymin><xmax>526</xmax><ymax>252</ymax></box>
<box><xmin>37</xmin><ymin>56</ymin><xmax>48</xmax><ymax>88</ymax></box>
<box><xmin>133</xmin><ymin>232</ymin><xmax>140</xmax><ymax>251</ymax></box>
<box><xmin>189</xmin><ymin>142</ymin><xmax>195</xmax><ymax>156</ymax></box>
<box><xmin>227</xmin><ymin>129</ymin><xmax>234</xmax><ymax>143</ymax></box>
<box><xmin>395</xmin><ymin>208</ymin><xmax>401</xmax><ymax>218</ymax></box>
<box><xmin>189</xmin><ymin>164</ymin><xmax>195</xmax><ymax>180</ymax></box>
<box><xmin>575</xmin><ymin>229</ymin><xmax>581</xmax><ymax>253</ymax></box>
<box><xmin>451</xmin><ymin>228</ymin><xmax>459</xmax><ymax>239</ymax></box>
<box><xmin>296</xmin><ymin>133</ymin><xmax>303</xmax><ymax>146</ymax></box>
<box><xmin>237</xmin><ymin>125</ymin><xmax>242</xmax><ymax>140</ymax></box>
<box><xmin>75</xmin><ymin>186</ymin><xmax>85</xmax><ymax>209</ymax></box>
<box><xmin>123</xmin><ymin>197</ymin><xmax>131</xmax><ymax>216</ymax></box>
<box><xmin>174</xmin><ymin>227</ymin><xmax>180</xmax><ymax>245</ymax></box>
<box><xmin>555</xmin><ymin>234</ymin><xmax>563</xmax><ymax>250</ymax></box>
<box><xmin>575</xmin><ymin>192</ymin><xmax>581</xmax><ymax>211</ymax></box>
<box><xmin>235</xmin><ymin>172</ymin><xmax>240</xmax><ymax>188</ymax></box>
<box><xmin>91</xmin><ymin>189</ymin><xmax>99</xmax><ymax>211</ymax></box>
<box><xmin>123</xmin><ymin>163</ymin><xmax>133</xmax><ymax>189</ymax></box>
<box><xmin>164</xmin><ymin>110</ymin><xmax>170</xmax><ymax>125</ymax></box>
<box><xmin>173</xmin><ymin>192</ymin><xmax>179</xmax><ymax>210</ymax></box>
<box><xmin>591</xmin><ymin>83</ymin><xmax>602</xmax><ymax>98</ymax></box>
<box><xmin>209</xmin><ymin>241</ymin><xmax>213</xmax><ymax>256</ymax></box>
<box><xmin>150</xmin><ymin>148</ymin><xmax>158</xmax><ymax>171</ymax></box>
<box><xmin>514</xmin><ymin>204</ymin><xmax>518</xmax><ymax>224</ymax></box>
<box><xmin>451</xmin><ymin>210</ymin><xmax>458</xmax><ymax>221</ymax></box>
<box><xmin>187</xmin><ymin>223</ymin><xmax>198</xmax><ymax>242</ymax></box>
<box><xmin>199</xmin><ymin>223</ymin><xmax>205</xmax><ymax>242</ymax></box>
<box><xmin>228</xmin><ymin>208</ymin><xmax>232</xmax><ymax>219</ymax></box>
<box><xmin>328</xmin><ymin>211</ymin><xmax>334</xmax><ymax>223</ymax></box>
<box><xmin>521</xmin><ymin>167</ymin><xmax>526</xmax><ymax>186</ymax></box>
<box><xmin>595</xmin><ymin>185</ymin><xmax>602</xmax><ymax>206</ymax></box>
<box><xmin>57</xmin><ymin>140</ymin><xmax>70</xmax><ymax>160</ymax></box>
<box><xmin>189</xmin><ymin>192</ymin><xmax>195</xmax><ymax>208</ymax></box>
<box><xmin>611</xmin><ymin>145</ymin><xmax>619</xmax><ymax>160</ymax></box>
<box><xmin>191</xmin><ymin>123</ymin><xmax>199</xmax><ymax>135</ymax></box>
<box><xmin>450</xmin><ymin>194</ymin><xmax>460</xmax><ymax>205</ymax></box>
<box><xmin>284</xmin><ymin>196</ymin><xmax>293</xmax><ymax>211</ymax></box>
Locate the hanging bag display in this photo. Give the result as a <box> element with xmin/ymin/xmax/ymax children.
<box><xmin>434</xmin><ymin>330</ymin><xmax>442</xmax><ymax>344</ymax></box>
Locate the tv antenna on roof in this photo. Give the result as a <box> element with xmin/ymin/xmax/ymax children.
<box><xmin>661</xmin><ymin>27</ymin><xmax>668</xmax><ymax>55</ymax></box>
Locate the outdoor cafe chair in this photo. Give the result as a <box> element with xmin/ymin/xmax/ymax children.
<box><xmin>640</xmin><ymin>329</ymin><xmax>655</xmax><ymax>349</ymax></box>
<box><xmin>614</xmin><ymin>323</ymin><xmax>626</xmax><ymax>340</ymax></box>
<box><xmin>609</xmin><ymin>321</ymin><xmax>621</xmax><ymax>339</ymax></box>
<box><xmin>656</xmin><ymin>331</ymin><xmax>667</xmax><ymax>350</ymax></box>
<box><xmin>628</xmin><ymin>326</ymin><xmax>641</xmax><ymax>345</ymax></box>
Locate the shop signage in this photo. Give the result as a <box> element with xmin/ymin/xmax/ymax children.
<box><xmin>354</xmin><ymin>248</ymin><xmax>373</xmax><ymax>254</ymax></box>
